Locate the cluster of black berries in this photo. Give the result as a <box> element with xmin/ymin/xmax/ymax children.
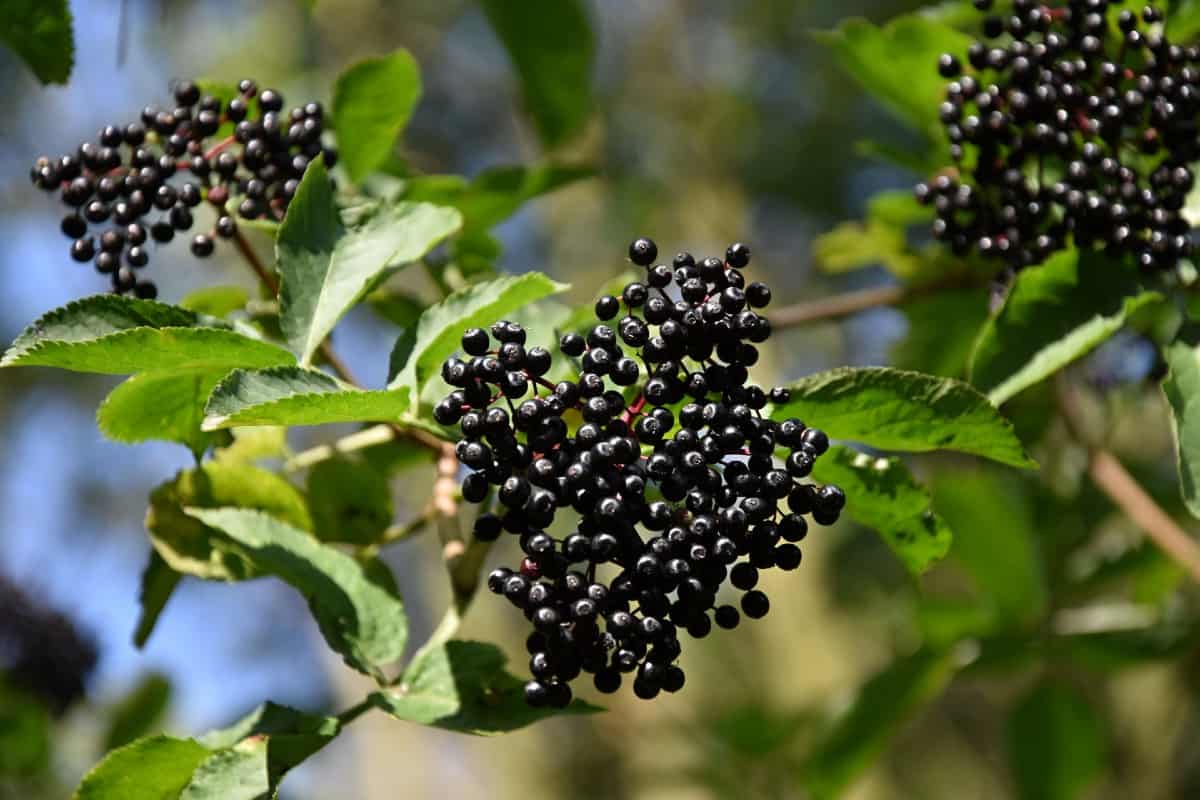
<box><xmin>918</xmin><ymin>0</ymin><xmax>1200</xmax><ymax>273</ymax></box>
<box><xmin>29</xmin><ymin>79</ymin><xmax>336</xmax><ymax>297</ymax></box>
<box><xmin>435</xmin><ymin>238</ymin><xmax>845</xmax><ymax>708</ymax></box>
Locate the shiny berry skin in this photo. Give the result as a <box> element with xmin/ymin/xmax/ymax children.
<box><xmin>629</xmin><ymin>237</ymin><xmax>658</xmax><ymax>266</ymax></box>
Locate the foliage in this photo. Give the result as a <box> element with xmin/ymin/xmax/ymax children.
<box><xmin>5</xmin><ymin>1</ymin><xmax>1200</xmax><ymax>797</ymax></box>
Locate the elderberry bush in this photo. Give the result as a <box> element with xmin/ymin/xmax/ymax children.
<box><xmin>28</xmin><ymin>79</ymin><xmax>336</xmax><ymax>297</ymax></box>
<box><xmin>435</xmin><ymin>238</ymin><xmax>845</xmax><ymax>708</ymax></box>
<box><xmin>918</xmin><ymin>0</ymin><xmax>1199</xmax><ymax>274</ymax></box>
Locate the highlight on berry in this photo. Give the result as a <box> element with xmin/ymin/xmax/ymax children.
<box><xmin>917</xmin><ymin>0</ymin><xmax>1198</xmax><ymax>275</ymax></box>
<box><xmin>436</xmin><ymin>239</ymin><xmax>845</xmax><ymax>708</ymax></box>
<box><xmin>28</xmin><ymin>78</ymin><xmax>336</xmax><ymax>297</ymax></box>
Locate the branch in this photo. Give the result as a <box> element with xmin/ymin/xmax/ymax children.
<box><xmin>768</xmin><ymin>277</ymin><xmax>981</xmax><ymax>330</ymax></box>
<box><xmin>1057</xmin><ymin>379</ymin><xmax>1200</xmax><ymax>582</ymax></box>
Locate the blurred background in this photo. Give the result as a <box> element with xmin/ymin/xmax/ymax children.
<box><xmin>3</xmin><ymin>0</ymin><xmax>1199</xmax><ymax>798</ymax></box>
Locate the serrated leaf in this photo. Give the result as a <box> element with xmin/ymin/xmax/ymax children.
<box><xmin>133</xmin><ymin>551</ymin><xmax>180</xmax><ymax>648</ymax></box>
<box><xmin>73</xmin><ymin>735</ymin><xmax>210</xmax><ymax>800</ymax></box>
<box><xmin>276</xmin><ymin>158</ymin><xmax>462</xmax><ymax>365</ymax></box>
<box><xmin>179</xmin><ymin>286</ymin><xmax>250</xmax><ymax>318</ymax></box>
<box><xmin>179</xmin><ymin>744</ymin><xmax>266</xmax><ymax>800</ymax></box>
<box><xmin>1007</xmin><ymin>681</ymin><xmax>1107</xmax><ymax>800</ymax></box>
<box><xmin>1</xmin><ymin>295</ymin><xmax>293</xmax><ymax>374</ymax></box>
<box><xmin>306</xmin><ymin>458</ymin><xmax>393</xmax><ymax>545</ymax></box>
<box><xmin>184</xmin><ymin>508</ymin><xmax>407</xmax><ymax>677</ymax></box>
<box><xmin>146</xmin><ymin>462</ymin><xmax>312</xmax><ymax>581</ymax></box>
<box><xmin>104</xmin><ymin>674</ymin><xmax>171</xmax><ymax>750</ymax></box>
<box><xmin>812</xmin><ymin>446</ymin><xmax>952</xmax><ymax>575</ymax></box>
<box><xmin>332</xmin><ymin>49</ymin><xmax>422</xmax><ymax>183</ymax></box>
<box><xmin>1</xmin><ymin>0</ymin><xmax>73</xmax><ymax>84</ymax></box>
<box><xmin>934</xmin><ymin>470</ymin><xmax>1047</xmax><ymax>626</ymax></box>
<box><xmin>203</xmin><ymin>367</ymin><xmax>409</xmax><ymax>430</ymax></box>
<box><xmin>800</xmin><ymin>648</ymin><xmax>956</xmax><ymax>799</ymax></box>
<box><xmin>815</xmin><ymin>15</ymin><xmax>970</xmax><ymax>141</ymax></box>
<box><xmin>99</xmin><ymin>371</ymin><xmax>228</xmax><ymax>458</ymax></box>
<box><xmin>969</xmin><ymin>250</ymin><xmax>1162</xmax><ymax>405</ymax></box>
<box><xmin>771</xmin><ymin>367</ymin><xmax>1035</xmax><ymax>469</ymax></box>
<box><xmin>1161</xmin><ymin>330</ymin><xmax>1200</xmax><ymax>519</ymax></box>
<box><xmin>183</xmin><ymin>701</ymin><xmax>339</xmax><ymax>800</ymax></box>
<box><xmin>480</xmin><ymin>0</ymin><xmax>594</xmax><ymax>147</ymax></box>
<box><xmin>386</xmin><ymin>272</ymin><xmax>569</xmax><ymax>407</ymax></box>
<box><xmin>370</xmin><ymin>640</ymin><xmax>598</xmax><ymax>734</ymax></box>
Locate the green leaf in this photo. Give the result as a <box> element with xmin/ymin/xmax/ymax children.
<box><xmin>306</xmin><ymin>458</ymin><xmax>393</xmax><ymax>545</ymax></box>
<box><xmin>771</xmin><ymin>367</ymin><xmax>1035</xmax><ymax>469</ymax></box>
<box><xmin>98</xmin><ymin>371</ymin><xmax>228</xmax><ymax>458</ymax></box>
<box><xmin>179</xmin><ymin>286</ymin><xmax>250</xmax><ymax>318</ymax></box>
<box><xmin>184</xmin><ymin>507</ymin><xmax>407</xmax><ymax>677</ymax></box>
<box><xmin>1171</xmin><ymin>0</ymin><xmax>1200</xmax><ymax>44</ymax></box>
<box><xmin>203</xmin><ymin>366</ymin><xmax>409</xmax><ymax>430</ymax></box>
<box><xmin>812</xmin><ymin>446</ymin><xmax>952</xmax><ymax>575</ymax></box>
<box><xmin>276</xmin><ymin>158</ymin><xmax>462</xmax><ymax>365</ymax></box>
<box><xmin>0</xmin><ymin>0</ymin><xmax>73</xmax><ymax>84</ymax></box>
<box><xmin>1162</xmin><ymin>330</ymin><xmax>1200</xmax><ymax>519</ymax></box>
<box><xmin>892</xmin><ymin>289</ymin><xmax>990</xmax><ymax>378</ymax></box>
<box><xmin>332</xmin><ymin>50</ymin><xmax>422</xmax><ymax>183</ymax></box>
<box><xmin>73</xmin><ymin>735</ymin><xmax>210</xmax><ymax>800</ymax></box>
<box><xmin>146</xmin><ymin>462</ymin><xmax>312</xmax><ymax>581</ymax></box>
<box><xmin>480</xmin><ymin>0</ymin><xmax>595</xmax><ymax>146</ymax></box>
<box><xmin>187</xmin><ymin>703</ymin><xmax>339</xmax><ymax>800</ymax></box>
<box><xmin>404</xmin><ymin>164</ymin><xmax>593</xmax><ymax>232</ymax></box>
<box><xmin>933</xmin><ymin>470</ymin><xmax>1047</xmax><ymax>626</ymax></box>
<box><xmin>813</xmin><ymin>221</ymin><xmax>922</xmax><ymax>278</ymax></box>
<box><xmin>815</xmin><ymin>15</ymin><xmax>971</xmax><ymax>141</ymax></box>
<box><xmin>104</xmin><ymin>674</ymin><xmax>171</xmax><ymax>750</ymax></box>
<box><xmin>969</xmin><ymin>250</ymin><xmax>1162</xmax><ymax>405</ymax></box>
<box><xmin>1007</xmin><ymin>681</ymin><xmax>1107</xmax><ymax>800</ymax></box>
<box><xmin>387</xmin><ymin>272</ymin><xmax>569</xmax><ymax>407</ymax></box>
<box><xmin>800</xmin><ymin>648</ymin><xmax>956</xmax><ymax>799</ymax></box>
<box><xmin>213</xmin><ymin>426</ymin><xmax>290</xmax><ymax>465</ymax></box>
<box><xmin>371</xmin><ymin>640</ymin><xmax>598</xmax><ymax>734</ymax></box>
<box><xmin>133</xmin><ymin>551</ymin><xmax>180</xmax><ymax>648</ymax></box>
<box><xmin>1</xmin><ymin>295</ymin><xmax>293</xmax><ymax>374</ymax></box>
<box><xmin>179</xmin><ymin>745</ymin><xmax>267</xmax><ymax>800</ymax></box>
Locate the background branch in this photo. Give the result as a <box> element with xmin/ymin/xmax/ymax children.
<box><xmin>1057</xmin><ymin>379</ymin><xmax>1200</xmax><ymax>582</ymax></box>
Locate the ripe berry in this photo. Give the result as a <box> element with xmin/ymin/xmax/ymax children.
<box><xmin>629</xmin><ymin>237</ymin><xmax>658</xmax><ymax>266</ymax></box>
<box><xmin>436</xmin><ymin>237</ymin><xmax>843</xmax><ymax>706</ymax></box>
<box><xmin>31</xmin><ymin>78</ymin><xmax>338</xmax><ymax>293</ymax></box>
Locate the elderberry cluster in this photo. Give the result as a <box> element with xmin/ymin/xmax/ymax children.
<box><xmin>918</xmin><ymin>0</ymin><xmax>1200</xmax><ymax>273</ymax></box>
<box><xmin>29</xmin><ymin>79</ymin><xmax>336</xmax><ymax>297</ymax></box>
<box><xmin>435</xmin><ymin>238</ymin><xmax>845</xmax><ymax>708</ymax></box>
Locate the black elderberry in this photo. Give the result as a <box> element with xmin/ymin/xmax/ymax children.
<box><xmin>924</xmin><ymin>1</ymin><xmax>1200</xmax><ymax>275</ymax></box>
<box><xmin>30</xmin><ymin>77</ymin><xmax>337</xmax><ymax>294</ymax></box>
<box><xmin>437</xmin><ymin>237</ymin><xmax>844</xmax><ymax>707</ymax></box>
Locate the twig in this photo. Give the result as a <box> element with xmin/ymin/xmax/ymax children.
<box><xmin>356</xmin><ymin>508</ymin><xmax>437</xmax><ymax>561</ymax></box>
<box><xmin>769</xmin><ymin>277</ymin><xmax>980</xmax><ymax>330</ymax></box>
<box><xmin>1057</xmin><ymin>379</ymin><xmax>1200</xmax><ymax>582</ymax></box>
<box><xmin>285</xmin><ymin>424</ymin><xmax>397</xmax><ymax>471</ymax></box>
